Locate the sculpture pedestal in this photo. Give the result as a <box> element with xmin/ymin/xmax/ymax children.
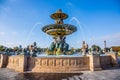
<box><xmin>7</xmin><ymin>55</ymin><xmax>28</xmax><ymax>72</ymax></box>
<box><xmin>89</xmin><ymin>54</ymin><xmax>102</xmax><ymax>71</ymax></box>
<box><xmin>0</xmin><ymin>54</ymin><xmax>8</xmax><ymax>68</ymax></box>
<box><xmin>107</xmin><ymin>53</ymin><xmax>119</xmax><ymax>67</ymax></box>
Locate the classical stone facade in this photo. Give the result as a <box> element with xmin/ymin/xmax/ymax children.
<box><xmin>0</xmin><ymin>53</ymin><xmax>119</xmax><ymax>72</ymax></box>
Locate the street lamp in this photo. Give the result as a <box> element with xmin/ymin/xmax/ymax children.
<box><xmin>104</xmin><ymin>40</ymin><xmax>106</xmax><ymax>52</ymax></box>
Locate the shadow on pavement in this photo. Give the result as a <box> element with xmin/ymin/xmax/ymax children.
<box><xmin>15</xmin><ymin>73</ymin><xmax>83</xmax><ymax>80</ymax></box>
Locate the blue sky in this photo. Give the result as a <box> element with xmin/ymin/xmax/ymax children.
<box><xmin>0</xmin><ymin>0</ymin><xmax>120</xmax><ymax>48</ymax></box>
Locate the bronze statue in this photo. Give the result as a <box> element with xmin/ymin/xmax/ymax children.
<box><xmin>82</xmin><ymin>41</ymin><xmax>88</xmax><ymax>56</ymax></box>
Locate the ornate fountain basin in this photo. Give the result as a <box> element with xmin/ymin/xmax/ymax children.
<box><xmin>42</xmin><ymin>24</ymin><xmax>77</xmax><ymax>36</ymax></box>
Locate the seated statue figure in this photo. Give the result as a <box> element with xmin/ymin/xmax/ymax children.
<box><xmin>63</xmin><ymin>43</ymin><xmax>69</xmax><ymax>51</ymax></box>
<box><xmin>82</xmin><ymin>41</ymin><xmax>89</xmax><ymax>55</ymax></box>
<box><xmin>49</xmin><ymin>37</ymin><xmax>57</xmax><ymax>51</ymax></box>
<box><xmin>49</xmin><ymin>42</ymin><xmax>56</xmax><ymax>51</ymax></box>
<box><xmin>48</xmin><ymin>36</ymin><xmax>70</xmax><ymax>55</ymax></box>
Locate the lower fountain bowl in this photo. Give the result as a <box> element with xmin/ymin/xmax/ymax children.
<box><xmin>42</xmin><ymin>24</ymin><xmax>77</xmax><ymax>36</ymax></box>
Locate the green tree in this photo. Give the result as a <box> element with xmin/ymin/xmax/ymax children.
<box><xmin>111</xmin><ymin>46</ymin><xmax>120</xmax><ymax>52</ymax></box>
<box><xmin>91</xmin><ymin>45</ymin><xmax>101</xmax><ymax>52</ymax></box>
<box><xmin>0</xmin><ymin>45</ymin><xmax>5</xmax><ymax>51</ymax></box>
<box><xmin>70</xmin><ymin>47</ymin><xmax>75</xmax><ymax>53</ymax></box>
<box><xmin>76</xmin><ymin>48</ymin><xmax>81</xmax><ymax>53</ymax></box>
<box><xmin>8</xmin><ymin>48</ymin><xmax>13</xmax><ymax>52</ymax></box>
<box><xmin>13</xmin><ymin>46</ymin><xmax>19</xmax><ymax>51</ymax></box>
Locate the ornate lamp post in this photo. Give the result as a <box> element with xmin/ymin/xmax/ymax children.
<box><xmin>104</xmin><ymin>40</ymin><xmax>106</xmax><ymax>52</ymax></box>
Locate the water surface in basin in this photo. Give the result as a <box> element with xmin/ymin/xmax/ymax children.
<box><xmin>37</xmin><ymin>53</ymin><xmax>83</xmax><ymax>57</ymax></box>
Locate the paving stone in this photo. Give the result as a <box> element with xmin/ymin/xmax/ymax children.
<box><xmin>61</xmin><ymin>79</ymin><xmax>68</xmax><ymax>80</ymax></box>
<box><xmin>0</xmin><ymin>68</ymin><xmax>120</xmax><ymax>80</ymax></box>
<box><xmin>73</xmin><ymin>76</ymin><xmax>81</xmax><ymax>80</ymax></box>
<box><xmin>68</xmin><ymin>77</ymin><xmax>75</xmax><ymax>80</ymax></box>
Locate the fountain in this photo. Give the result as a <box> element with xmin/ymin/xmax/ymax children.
<box><xmin>42</xmin><ymin>9</ymin><xmax>77</xmax><ymax>55</ymax></box>
<box><xmin>0</xmin><ymin>9</ymin><xmax>119</xmax><ymax>73</ymax></box>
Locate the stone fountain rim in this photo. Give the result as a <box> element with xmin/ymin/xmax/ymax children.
<box><xmin>42</xmin><ymin>24</ymin><xmax>77</xmax><ymax>32</ymax></box>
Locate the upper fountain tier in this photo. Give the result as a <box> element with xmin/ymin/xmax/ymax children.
<box><xmin>42</xmin><ymin>9</ymin><xmax>77</xmax><ymax>36</ymax></box>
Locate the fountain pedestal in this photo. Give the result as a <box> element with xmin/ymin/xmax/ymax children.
<box><xmin>89</xmin><ymin>54</ymin><xmax>102</xmax><ymax>71</ymax></box>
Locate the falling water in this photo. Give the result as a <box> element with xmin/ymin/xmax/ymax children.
<box><xmin>70</xmin><ymin>17</ymin><xmax>86</xmax><ymax>41</ymax></box>
<box><xmin>24</xmin><ymin>22</ymin><xmax>44</xmax><ymax>46</ymax></box>
<box><xmin>70</xmin><ymin>17</ymin><xmax>99</xmax><ymax>47</ymax></box>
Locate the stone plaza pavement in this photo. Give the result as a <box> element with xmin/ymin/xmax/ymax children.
<box><xmin>0</xmin><ymin>68</ymin><xmax>120</xmax><ymax>80</ymax></box>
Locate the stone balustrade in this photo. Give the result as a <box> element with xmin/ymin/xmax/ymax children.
<box><xmin>28</xmin><ymin>57</ymin><xmax>90</xmax><ymax>72</ymax></box>
<box><xmin>0</xmin><ymin>53</ymin><xmax>119</xmax><ymax>72</ymax></box>
<box><xmin>7</xmin><ymin>55</ymin><xmax>27</xmax><ymax>72</ymax></box>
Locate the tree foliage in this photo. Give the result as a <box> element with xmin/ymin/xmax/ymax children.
<box><xmin>91</xmin><ymin>45</ymin><xmax>101</xmax><ymax>51</ymax></box>
<box><xmin>0</xmin><ymin>45</ymin><xmax>5</xmax><ymax>51</ymax></box>
<box><xmin>111</xmin><ymin>46</ymin><xmax>120</xmax><ymax>52</ymax></box>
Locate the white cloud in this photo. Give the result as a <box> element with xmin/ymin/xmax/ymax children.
<box><xmin>92</xmin><ymin>32</ymin><xmax>120</xmax><ymax>48</ymax></box>
<box><xmin>0</xmin><ymin>32</ymin><xmax>5</xmax><ymax>36</ymax></box>
<box><xmin>96</xmin><ymin>32</ymin><xmax>120</xmax><ymax>41</ymax></box>
<box><xmin>67</xmin><ymin>2</ymin><xmax>73</xmax><ymax>6</ymax></box>
<box><xmin>6</xmin><ymin>42</ymin><xmax>14</xmax><ymax>45</ymax></box>
<box><xmin>11</xmin><ymin>31</ymin><xmax>18</xmax><ymax>35</ymax></box>
<box><xmin>0</xmin><ymin>7</ymin><xmax>11</xmax><ymax>17</ymax></box>
<box><xmin>0</xmin><ymin>31</ymin><xmax>18</xmax><ymax>36</ymax></box>
<box><xmin>5</xmin><ymin>42</ymin><xmax>14</xmax><ymax>47</ymax></box>
<box><xmin>3</xmin><ymin>7</ymin><xmax>11</xmax><ymax>12</ymax></box>
<box><xmin>5</xmin><ymin>42</ymin><xmax>20</xmax><ymax>47</ymax></box>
